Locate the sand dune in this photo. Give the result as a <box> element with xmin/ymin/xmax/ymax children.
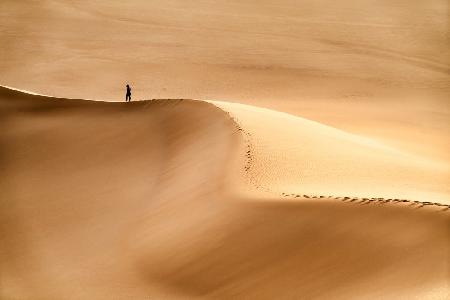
<box><xmin>1</xmin><ymin>1</ymin><xmax>449</xmax><ymax>299</ymax></box>
<box><xmin>1</xmin><ymin>86</ymin><xmax>448</xmax><ymax>299</ymax></box>
<box><xmin>212</xmin><ymin>101</ymin><xmax>450</xmax><ymax>204</ymax></box>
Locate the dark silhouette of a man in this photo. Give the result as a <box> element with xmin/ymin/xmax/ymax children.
<box><xmin>126</xmin><ymin>84</ymin><xmax>132</xmax><ymax>102</ymax></box>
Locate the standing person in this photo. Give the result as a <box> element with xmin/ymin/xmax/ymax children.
<box><xmin>126</xmin><ymin>84</ymin><xmax>132</xmax><ymax>102</ymax></box>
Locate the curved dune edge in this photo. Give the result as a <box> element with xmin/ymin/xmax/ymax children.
<box><xmin>1</xmin><ymin>85</ymin><xmax>449</xmax><ymax>299</ymax></box>
<box><xmin>207</xmin><ymin>100</ymin><xmax>450</xmax><ymax>208</ymax></box>
<box><xmin>1</xmin><ymin>85</ymin><xmax>449</xmax><ymax>210</ymax></box>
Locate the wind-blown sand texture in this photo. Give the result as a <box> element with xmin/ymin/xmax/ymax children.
<box><xmin>1</xmin><ymin>0</ymin><xmax>449</xmax><ymax>299</ymax></box>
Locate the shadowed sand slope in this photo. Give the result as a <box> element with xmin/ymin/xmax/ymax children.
<box><xmin>0</xmin><ymin>87</ymin><xmax>449</xmax><ymax>299</ymax></box>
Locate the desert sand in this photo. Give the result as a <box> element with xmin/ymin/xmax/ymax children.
<box><xmin>1</xmin><ymin>1</ymin><xmax>449</xmax><ymax>299</ymax></box>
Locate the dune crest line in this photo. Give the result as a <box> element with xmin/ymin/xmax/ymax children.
<box><xmin>2</xmin><ymin>84</ymin><xmax>449</xmax><ymax>211</ymax></box>
<box><xmin>210</xmin><ymin>101</ymin><xmax>450</xmax><ymax>207</ymax></box>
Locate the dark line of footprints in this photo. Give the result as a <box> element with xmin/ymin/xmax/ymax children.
<box><xmin>226</xmin><ymin>111</ymin><xmax>449</xmax><ymax>213</ymax></box>
<box><xmin>234</xmin><ymin>123</ymin><xmax>253</xmax><ymax>172</ymax></box>
<box><xmin>237</xmin><ymin>124</ymin><xmax>274</xmax><ymax>193</ymax></box>
<box><xmin>281</xmin><ymin>193</ymin><xmax>450</xmax><ymax>212</ymax></box>
<box><xmin>221</xmin><ymin>108</ymin><xmax>255</xmax><ymax>176</ymax></box>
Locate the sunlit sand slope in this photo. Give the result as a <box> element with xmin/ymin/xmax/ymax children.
<box><xmin>1</xmin><ymin>87</ymin><xmax>449</xmax><ymax>299</ymax></box>
<box><xmin>212</xmin><ymin>101</ymin><xmax>450</xmax><ymax>204</ymax></box>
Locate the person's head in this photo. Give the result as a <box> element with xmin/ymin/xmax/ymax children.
<box><xmin>126</xmin><ymin>84</ymin><xmax>129</xmax><ymax>87</ymax></box>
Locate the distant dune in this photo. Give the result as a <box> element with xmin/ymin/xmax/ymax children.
<box><xmin>1</xmin><ymin>86</ymin><xmax>448</xmax><ymax>299</ymax></box>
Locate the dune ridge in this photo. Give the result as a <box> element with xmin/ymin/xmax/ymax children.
<box><xmin>1</xmin><ymin>86</ymin><xmax>449</xmax><ymax>299</ymax></box>
<box><xmin>208</xmin><ymin>100</ymin><xmax>450</xmax><ymax>205</ymax></box>
<box><xmin>2</xmin><ymin>85</ymin><xmax>449</xmax><ymax>208</ymax></box>
<box><xmin>2</xmin><ymin>85</ymin><xmax>449</xmax><ymax>207</ymax></box>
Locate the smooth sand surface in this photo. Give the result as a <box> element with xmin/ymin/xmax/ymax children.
<box><xmin>1</xmin><ymin>0</ymin><xmax>449</xmax><ymax>299</ymax></box>
<box><xmin>1</xmin><ymin>87</ymin><xmax>449</xmax><ymax>299</ymax></box>
<box><xmin>213</xmin><ymin>100</ymin><xmax>450</xmax><ymax>203</ymax></box>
